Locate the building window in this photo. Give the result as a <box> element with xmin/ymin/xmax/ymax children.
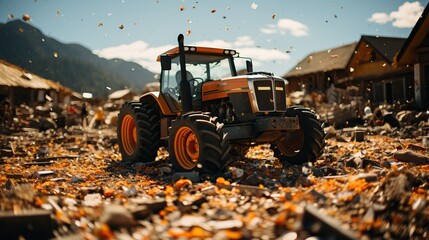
<box><xmin>370</xmin><ymin>50</ymin><xmax>376</xmax><ymax>62</ymax></box>
<box><xmin>371</xmin><ymin>82</ymin><xmax>383</xmax><ymax>103</ymax></box>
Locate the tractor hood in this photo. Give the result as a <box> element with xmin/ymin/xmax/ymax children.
<box><xmin>201</xmin><ymin>73</ymin><xmax>288</xmax><ymax>112</ymax></box>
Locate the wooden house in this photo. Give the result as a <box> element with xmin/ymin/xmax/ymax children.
<box><xmin>0</xmin><ymin>60</ymin><xmax>81</xmax><ymax>108</ymax></box>
<box><xmin>395</xmin><ymin>3</ymin><xmax>429</xmax><ymax>110</ymax></box>
<box><xmin>337</xmin><ymin>35</ymin><xmax>410</xmax><ymax>105</ymax></box>
<box><xmin>284</xmin><ymin>43</ymin><xmax>357</xmax><ymax>94</ymax></box>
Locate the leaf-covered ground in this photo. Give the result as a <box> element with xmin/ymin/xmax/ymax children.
<box><xmin>1</xmin><ymin>124</ymin><xmax>429</xmax><ymax>239</ymax></box>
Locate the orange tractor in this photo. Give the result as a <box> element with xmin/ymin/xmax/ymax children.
<box><xmin>117</xmin><ymin>34</ymin><xmax>325</xmax><ymax>173</ymax></box>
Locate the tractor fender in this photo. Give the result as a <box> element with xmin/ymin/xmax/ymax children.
<box><xmin>139</xmin><ymin>91</ymin><xmax>175</xmax><ymax>116</ymax></box>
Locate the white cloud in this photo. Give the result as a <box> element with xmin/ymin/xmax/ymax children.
<box><xmin>93</xmin><ymin>36</ymin><xmax>290</xmax><ymax>73</ymax></box>
<box><xmin>234</xmin><ymin>36</ymin><xmax>255</xmax><ymax>47</ymax></box>
<box><xmin>368</xmin><ymin>1</ymin><xmax>424</xmax><ymax>28</ymax></box>
<box><xmin>193</xmin><ymin>40</ymin><xmax>232</xmax><ymax>48</ymax></box>
<box><xmin>260</xmin><ymin>19</ymin><xmax>309</xmax><ymax>37</ymax></box>
<box><xmin>93</xmin><ymin>42</ymin><xmax>174</xmax><ymax>72</ymax></box>
<box><xmin>368</xmin><ymin>12</ymin><xmax>392</xmax><ymax>24</ymax></box>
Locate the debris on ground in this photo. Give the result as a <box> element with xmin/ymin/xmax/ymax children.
<box><xmin>1</xmin><ymin>108</ymin><xmax>429</xmax><ymax>239</ymax></box>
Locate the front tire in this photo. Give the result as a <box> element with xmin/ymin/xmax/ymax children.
<box><xmin>117</xmin><ymin>101</ymin><xmax>161</xmax><ymax>162</ymax></box>
<box><xmin>272</xmin><ymin>106</ymin><xmax>325</xmax><ymax>164</ymax></box>
<box><xmin>168</xmin><ymin>112</ymin><xmax>230</xmax><ymax>173</ymax></box>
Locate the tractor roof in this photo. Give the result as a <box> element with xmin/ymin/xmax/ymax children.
<box><xmin>156</xmin><ymin>46</ymin><xmax>238</xmax><ymax>61</ymax></box>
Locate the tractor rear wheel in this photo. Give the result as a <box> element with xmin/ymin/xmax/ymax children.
<box><xmin>272</xmin><ymin>106</ymin><xmax>325</xmax><ymax>164</ymax></box>
<box><xmin>168</xmin><ymin>112</ymin><xmax>230</xmax><ymax>173</ymax></box>
<box><xmin>117</xmin><ymin>101</ymin><xmax>160</xmax><ymax>162</ymax></box>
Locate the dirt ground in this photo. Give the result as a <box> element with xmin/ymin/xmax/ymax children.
<box><xmin>1</xmin><ymin>121</ymin><xmax>429</xmax><ymax>239</ymax></box>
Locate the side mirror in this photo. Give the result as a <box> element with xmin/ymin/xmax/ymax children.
<box><xmin>246</xmin><ymin>60</ymin><xmax>253</xmax><ymax>73</ymax></box>
<box><xmin>160</xmin><ymin>55</ymin><xmax>171</xmax><ymax>70</ymax></box>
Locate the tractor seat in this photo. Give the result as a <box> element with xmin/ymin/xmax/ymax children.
<box><xmin>175</xmin><ymin>70</ymin><xmax>194</xmax><ymax>85</ymax></box>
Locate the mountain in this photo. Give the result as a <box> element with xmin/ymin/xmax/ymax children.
<box><xmin>0</xmin><ymin>20</ymin><xmax>156</xmax><ymax>97</ymax></box>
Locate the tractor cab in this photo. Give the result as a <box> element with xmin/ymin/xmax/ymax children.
<box><xmin>157</xmin><ymin>46</ymin><xmax>251</xmax><ymax>112</ymax></box>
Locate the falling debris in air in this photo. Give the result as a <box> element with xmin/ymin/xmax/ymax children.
<box><xmin>22</xmin><ymin>14</ymin><xmax>31</xmax><ymax>22</ymax></box>
<box><xmin>350</xmin><ymin>67</ymin><xmax>355</xmax><ymax>72</ymax></box>
<box><xmin>180</xmin><ymin>5</ymin><xmax>185</xmax><ymax>11</ymax></box>
<box><xmin>186</xmin><ymin>29</ymin><xmax>191</xmax><ymax>36</ymax></box>
<box><xmin>106</xmin><ymin>86</ymin><xmax>112</xmax><ymax>90</ymax></box>
<box><xmin>98</xmin><ymin>22</ymin><xmax>104</xmax><ymax>27</ymax></box>
<box><xmin>53</xmin><ymin>52</ymin><xmax>58</xmax><ymax>58</ymax></box>
<box><xmin>251</xmin><ymin>2</ymin><xmax>258</xmax><ymax>10</ymax></box>
<box><xmin>119</xmin><ymin>24</ymin><xmax>124</xmax><ymax>30</ymax></box>
<box><xmin>272</xmin><ymin>14</ymin><xmax>276</xmax><ymax>19</ymax></box>
<box><xmin>211</xmin><ymin>9</ymin><xmax>216</xmax><ymax>13</ymax></box>
<box><xmin>8</xmin><ymin>14</ymin><xmax>14</xmax><ymax>20</ymax></box>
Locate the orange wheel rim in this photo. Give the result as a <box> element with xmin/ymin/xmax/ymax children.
<box><xmin>279</xmin><ymin>128</ymin><xmax>304</xmax><ymax>156</ymax></box>
<box><xmin>121</xmin><ymin>114</ymin><xmax>137</xmax><ymax>155</ymax></box>
<box><xmin>174</xmin><ymin>126</ymin><xmax>199</xmax><ymax>170</ymax></box>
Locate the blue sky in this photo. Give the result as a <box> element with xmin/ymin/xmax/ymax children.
<box><xmin>0</xmin><ymin>0</ymin><xmax>427</xmax><ymax>76</ymax></box>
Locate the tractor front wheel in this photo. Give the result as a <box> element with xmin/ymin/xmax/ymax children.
<box><xmin>168</xmin><ymin>112</ymin><xmax>230</xmax><ymax>173</ymax></box>
<box><xmin>272</xmin><ymin>106</ymin><xmax>325</xmax><ymax>164</ymax></box>
<box><xmin>117</xmin><ymin>101</ymin><xmax>160</xmax><ymax>162</ymax></box>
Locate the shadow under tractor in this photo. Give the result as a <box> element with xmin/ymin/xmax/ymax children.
<box><xmin>117</xmin><ymin>34</ymin><xmax>325</xmax><ymax>174</ymax></box>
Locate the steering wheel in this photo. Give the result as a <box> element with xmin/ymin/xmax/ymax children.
<box><xmin>188</xmin><ymin>78</ymin><xmax>203</xmax><ymax>95</ymax></box>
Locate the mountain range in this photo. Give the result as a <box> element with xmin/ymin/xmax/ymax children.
<box><xmin>0</xmin><ymin>20</ymin><xmax>156</xmax><ymax>97</ymax></box>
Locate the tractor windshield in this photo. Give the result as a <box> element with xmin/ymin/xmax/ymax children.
<box><xmin>160</xmin><ymin>53</ymin><xmax>235</xmax><ymax>106</ymax></box>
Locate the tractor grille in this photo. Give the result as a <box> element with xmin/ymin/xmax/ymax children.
<box><xmin>254</xmin><ymin>80</ymin><xmax>274</xmax><ymax>111</ymax></box>
<box><xmin>275</xmin><ymin>80</ymin><xmax>286</xmax><ymax>111</ymax></box>
<box><xmin>253</xmin><ymin>79</ymin><xmax>286</xmax><ymax>111</ymax></box>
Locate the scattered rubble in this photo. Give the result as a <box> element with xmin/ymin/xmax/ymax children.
<box><xmin>0</xmin><ymin>107</ymin><xmax>429</xmax><ymax>239</ymax></box>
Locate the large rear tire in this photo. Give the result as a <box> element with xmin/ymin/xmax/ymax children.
<box><xmin>117</xmin><ymin>101</ymin><xmax>161</xmax><ymax>162</ymax></box>
<box><xmin>272</xmin><ymin>106</ymin><xmax>325</xmax><ymax>164</ymax></box>
<box><xmin>168</xmin><ymin>112</ymin><xmax>231</xmax><ymax>173</ymax></box>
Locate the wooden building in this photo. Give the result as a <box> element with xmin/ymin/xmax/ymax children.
<box><xmin>0</xmin><ymin>60</ymin><xmax>81</xmax><ymax>108</ymax></box>
<box><xmin>395</xmin><ymin>3</ymin><xmax>429</xmax><ymax>110</ymax></box>
<box><xmin>337</xmin><ymin>35</ymin><xmax>411</xmax><ymax>105</ymax></box>
<box><xmin>284</xmin><ymin>43</ymin><xmax>357</xmax><ymax>94</ymax></box>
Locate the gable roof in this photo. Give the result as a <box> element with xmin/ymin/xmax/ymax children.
<box><xmin>360</xmin><ymin>35</ymin><xmax>406</xmax><ymax>63</ymax></box>
<box><xmin>108</xmin><ymin>89</ymin><xmax>134</xmax><ymax>100</ymax></box>
<box><xmin>0</xmin><ymin>60</ymin><xmax>50</xmax><ymax>89</ymax></box>
<box><xmin>0</xmin><ymin>60</ymin><xmax>81</xmax><ymax>99</ymax></box>
<box><xmin>285</xmin><ymin>42</ymin><xmax>357</xmax><ymax>78</ymax></box>
<box><xmin>395</xmin><ymin>3</ymin><xmax>429</xmax><ymax>64</ymax></box>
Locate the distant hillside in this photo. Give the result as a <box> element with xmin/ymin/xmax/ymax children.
<box><xmin>0</xmin><ymin>20</ymin><xmax>156</xmax><ymax>97</ymax></box>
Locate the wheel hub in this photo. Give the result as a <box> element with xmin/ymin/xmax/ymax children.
<box><xmin>121</xmin><ymin>114</ymin><xmax>137</xmax><ymax>155</ymax></box>
<box><xmin>278</xmin><ymin>129</ymin><xmax>304</xmax><ymax>157</ymax></box>
<box><xmin>174</xmin><ymin>126</ymin><xmax>199</xmax><ymax>170</ymax></box>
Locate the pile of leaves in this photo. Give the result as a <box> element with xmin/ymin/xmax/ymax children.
<box><xmin>0</xmin><ymin>125</ymin><xmax>429</xmax><ymax>239</ymax></box>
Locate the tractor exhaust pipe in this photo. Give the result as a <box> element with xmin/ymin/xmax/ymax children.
<box><xmin>178</xmin><ymin>34</ymin><xmax>193</xmax><ymax>113</ymax></box>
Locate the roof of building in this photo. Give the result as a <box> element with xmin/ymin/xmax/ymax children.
<box><xmin>108</xmin><ymin>88</ymin><xmax>134</xmax><ymax>100</ymax></box>
<box><xmin>0</xmin><ymin>60</ymin><xmax>82</xmax><ymax>98</ymax></box>
<box><xmin>0</xmin><ymin>60</ymin><xmax>51</xmax><ymax>89</ymax></box>
<box><xmin>395</xmin><ymin>3</ymin><xmax>429</xmax><ymax>64</ymax></box>
<box><xmin>360</xmin><ymin>35</ymin><xmax>406</xmax><ymax>63</ymax></box>
<box><xmin>285</xmin><ymin>42</ymin><xmax>357</xmax><ymax>78</ymax></box>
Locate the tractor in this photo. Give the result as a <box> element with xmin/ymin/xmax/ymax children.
<box><xmin>117</xmin><ymin>34</ymin><xmax>325</xmax><ymax>174</ymax></box>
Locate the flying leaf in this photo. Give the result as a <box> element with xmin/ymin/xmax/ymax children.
<box><xmin>22</xmin><ymin>14</ymin><xmax>31</xmax><ymax>22</ymax></box>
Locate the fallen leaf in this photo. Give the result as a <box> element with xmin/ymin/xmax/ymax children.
<box><xmin>22</xmin><ymin>14</ymin><xmax>31</xmax><ymax>22</ymax></box>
